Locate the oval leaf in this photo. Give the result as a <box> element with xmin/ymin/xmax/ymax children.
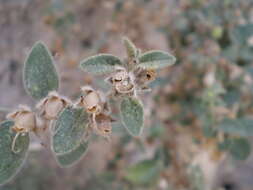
<box><xmin>229</xmin><ymin>138</ymin><xmax>250</xmax><ymax>160</ymax></box>
<box><xmin>80</xmin><ymin>54</ymin><xmax>123</xmax><ymax>75</ymax></box>
<box><xmin>55</xmin><ymin>139</ymin><xmax>89</xmax><ymax>168</ymax></box>
<box><xmin>0</xmin><ymin>121</ymin><xmax>29</xmax><ymax>185</ymax></box>
<box><xmin>52</xmin><ymin>106</ymin><xmax>89</xmax><ymax>155</ymax></box>
<box><xmin>138</xmin><ymin>50</ymin><xmax>176</xmax><ymax>69</ymax></box>
<box><xmin>120</xmin><ymin>97</ymin><xmax>144</xmax><ymax>136</ymax></box>
<box><xmin>23</xmin><ymin>42</ymin><xmax>59</xmax><ymax>100</ymax></box>
<box><xmin>218</xmin><ymin>118</ymin><xmax>253</xmax><ymax>136</ymax></box>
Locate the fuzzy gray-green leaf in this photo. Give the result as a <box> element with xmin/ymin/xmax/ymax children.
<box><xmin>80</xmin><ymin>54</ymin><xmax>123</xmax><ymax>75</ymax></box>
<box><xmin>218</xmin><ymin>118</ymin><xmax>253</xmax><ymax>136</ymax></box>
<box><xmin>229</xmin><ymin>138</ymin><xmax>250</xmax><ymax>160</ymax></box>
<box><xmin>55</xmin><ymin>139</ymin><xmax>89</xmax><ymax>168</ymax></box>
<box><xmin>138</xmin><ymin>50</ymin><xmax>176</xmax><ymax>69</ymax></box>
<box><xmin>52</xmin><ymin>106</ymin><xmax>89</xmax><ymax>155</ymax></box>
<box><xmin>123</xmin><ymin>37</ymin><xmax>138</xmax><ymax>58</ymax></box>
<box><xmin>120</xmin><ymin>97</ymin><xmax>144</xmax><ymax>136</ymax></box>
<box><xmin>23</xmin><ymin>42</ymin><xmax>59</xmax><ymax>100</ymax></box>
<box><xmin>0</xmin><ymin>121</ymin><xmax>29</xmax><ymax>185</ymax></box>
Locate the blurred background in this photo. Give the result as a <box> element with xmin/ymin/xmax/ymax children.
<box><xmin>1</xmin><ymin>0</ymin><xmax>253</xmax><ymax>189</ymax></box>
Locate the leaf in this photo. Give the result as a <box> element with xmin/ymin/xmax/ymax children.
<box><xmin>229</xmin><ymin>138</ymin><xmax>250</xmax><ymax>160</ymax></box>
<box><xmin>125</xmin><ymin>160</ymin><xmax>161</xmax><ymax>185</ymax></box>
<box><xmin>218</xmin><ymin>118</ymin><xmax>253</xmax><ymax>136</ymax></box>
<box><xmin>0</xmin><ymin>121</ymin><xmax>29</xmax><ymax>185</ymax></box>
<box><xmin>52</xmin><ymin>106</ymin><xmax>89</xmax><ymax>155</ymax></box>
<box><xmin>188</xmin><ymin>165</ymin><xmax>205</xmax><ymax>190</ymax></box>
<box><xmin>120</xmin><ymin>97</ymin><xmax>144</xmax><ymax>136</ymax></box>
<box><xmin>23</xmin><ymin>41</ymin><xmax>59</xmax><ymax>100</ymax></box>
<box><xmin>231</xmin><ymin>24</ymin><xmax>253</xmax><ymax>46</ymax></box>
<box><xmin>138</xmin><ymin>50</ymin><xmax>176</xmax><ymax>69</ymax></box>
<box><xmin>122</xmin><ymin>37</ymin><xmax>138</xmax><ymax>58</ymax></box>
<box><xmin>80</xmin><ymin>54</ymin><xmax>123</xmax><ymax>75</ymax></box>
<box><xmin>55</xmin><ymin>139</ymin><xmax>89</xmax><ymax>168</ymax></box>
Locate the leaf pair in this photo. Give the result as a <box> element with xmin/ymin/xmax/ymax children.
<box><xmin>80</xmin><ymin>43</ymin><xmax>176</xmax><ymax>75</ymax></box>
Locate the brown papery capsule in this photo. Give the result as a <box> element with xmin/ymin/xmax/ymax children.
<box><xmin>78</xmin><ymin>86</ymin><xmax>102</xmax><ymax>114</ymax></box>
<box><xmin>7</xmin><ymin>105</ymin><xmax>36</xmax><ymax>133</ymax></box>
<box><xmin>115</xmin><ymin>77</ymin><xmax>135</xmax><ymax>94</ymax></box>
<box><xmin>36</xmin><ymin>91</ymin><xmax>71</xmax><ymax>120</ymax></box>
<box><xmin>135</xmin><ymin>69</ymin><xmax>156</xmax><ymax>86</ymax></box>
<box><xmin>113</xmin><ymin>68</ymin><xmax>129</xmax><ymax>83</ymax></box>
<box><xmin>95</xmin><ymin>113</ymin><xmax>114</xmax><ymax>137</ymax></box>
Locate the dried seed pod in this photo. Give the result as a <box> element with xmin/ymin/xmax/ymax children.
<box><xmin>36</xmin><ymin>91</ymin><xmax>71</xmax><ymax>120</ymax></box>
<box><xmin>113</xmin><ymin>68</ymin><xmax>129</xmax><ymax>83</ymax></box>
<box><xmin>77</xmin><ymin>86</ymin><xmax>103</xmax><ymax>114</ymax></box>
<box><xmin>7</xmin><ymin>105</ymin><xmax>36</xmax><ymax>133</ymax></box>
<box><xmin>7</xmin><ymin>105</ymin><xmax>36</xmax><ymax>153</ymax></box>
<box><xmin>94</xmin><ymin>113</ymin><xmax>115</xmax><ymax>138</ymax></box>
<box><xmin>105</xmin><ymin>67</ymin><xmax>128</xmax><ymax>84</ymax></box>
<box><xmin>115</xmin><ymin>78</ymin><xmax>135</xmax><ymax>94</ymax></box>
<box><xmin>135</xmin><ymin>69</ymin><xmax>156</xmax><ymax>86</ymax></box>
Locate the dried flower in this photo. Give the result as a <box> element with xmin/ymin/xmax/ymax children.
<box><xmin>7</xmin><ymin>105</ymin><xmax>36</xmax><ymax>153</ymax></box>
<box><xmin>135</xmin><ymin>69</ymin><xmax>156</xmax><ymax>87</ymax></box>
<box><xmin>93</xmin><ymin>113</ymin><xmax>115</xmax><ymax>138</ymax></box>
<box><xmin>36</xmin><ymin>91</ymin><xmax>71</xmax><ymax>120</ymax></box>
<box><xmin>77</xmin><ymin>86</ymin><xmax>103</xmax><ymax>114</ymax></box>
<box><xmin>7</xmin><ymin>105</ymin><xmax>36</xmax><ymax>133</ymax></box>
<box><xmin>115</xmin><ymin>77</ymin><xmax>135</xmax><ymax>94</ymax></box>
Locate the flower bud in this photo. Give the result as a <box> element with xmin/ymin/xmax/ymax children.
<box><xmin>7</xmin><ymin>105</ymin><xmax>36</xmax><ymax>133</ymax></box>
<box><xmin>36</xmin><ymin>91</ymin><xmax>70</xmax><ymax>120</ymax></box>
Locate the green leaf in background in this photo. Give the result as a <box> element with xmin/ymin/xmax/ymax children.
<box><xmin>231</xmin><ymin>24</ymin><xmax>253</xmax><ymax>46</ymax></box>
<box><xmin>188</xmin><ymin>165</ymin><xmax>205</xmax><ymax>190</ymax></box>
<box><xmin>125</xmin><ymin>160</ymin><xmax>161</xmax><ymax>186</ymax></box>
<box><xmin>218</xmin><ymin>118</ymin><xmax>253</xmax><ymax>136</ymax></box>
<box><xmin>138</xmin><ymin>50</ymin><xmax>176</xmax><ymax>70</ymax></box>
<box><xmin>122</xmin><ymin>37</ymin><xmax>138</xmax><ymax>59</ymax></box>
<box><xmin>23</xmin><ymin>41</ymin><xmax>59</xmax><ymax>100</ymax></box>
<box><xmin>55</xmin><ymin>139</ymin><xmax>89</xmax><ymax>168</ymax></box>
<box><xmin>229</xmin><ymin>138</ymin><xmax>250</xmax><ymax>160</ymax></box>
<box><xmin>80</xmin><ymin>54</ymin><xmax>123</xmax><ymax>75</ymax></box>
<box><xmin>120</xmin><ymin>97</ymin><xmax>144</xmax><ymax>136</ymax></box>
<box><xmin>0</xmin><ymin>121</ymin><xmax>29</xmax><ymax>185</ymax></box>
<box><xmin>52</xmin><ymin>106</ymin><xmax>89</xmax><ymax>155</ymax></box>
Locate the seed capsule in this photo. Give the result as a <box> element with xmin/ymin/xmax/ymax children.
<box><xmin>7</xmin><ymin>105</ymin><xmax>36</xmax><ymax>133</ymax></box>
<box><xmin>94</xmin><ymin>113</ymin><xmax>115</xmax><ymax>138</ymax></box>
<box><xmin>113</xmin><ymin>68</ymin><xmax>128</xmax><ymax>83</ymax></box>
<box><xmin>115</xmin><ymin>78</ymin><xmax>135</xmax><ymax>94</ymax></box>
<box><xmin>36</xmin><ymin>91</ymin><xmax>71</xmax><ymax>120</ymax></box>
<box><xmin>135</xmin><ymin>69</ymin><xmax>156</xmax><ymax>86</ymax></box>
<box><xmin>77</xmin><ymin>86</ymin><xmax>103</xmax><ymax>114</ymax></box>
